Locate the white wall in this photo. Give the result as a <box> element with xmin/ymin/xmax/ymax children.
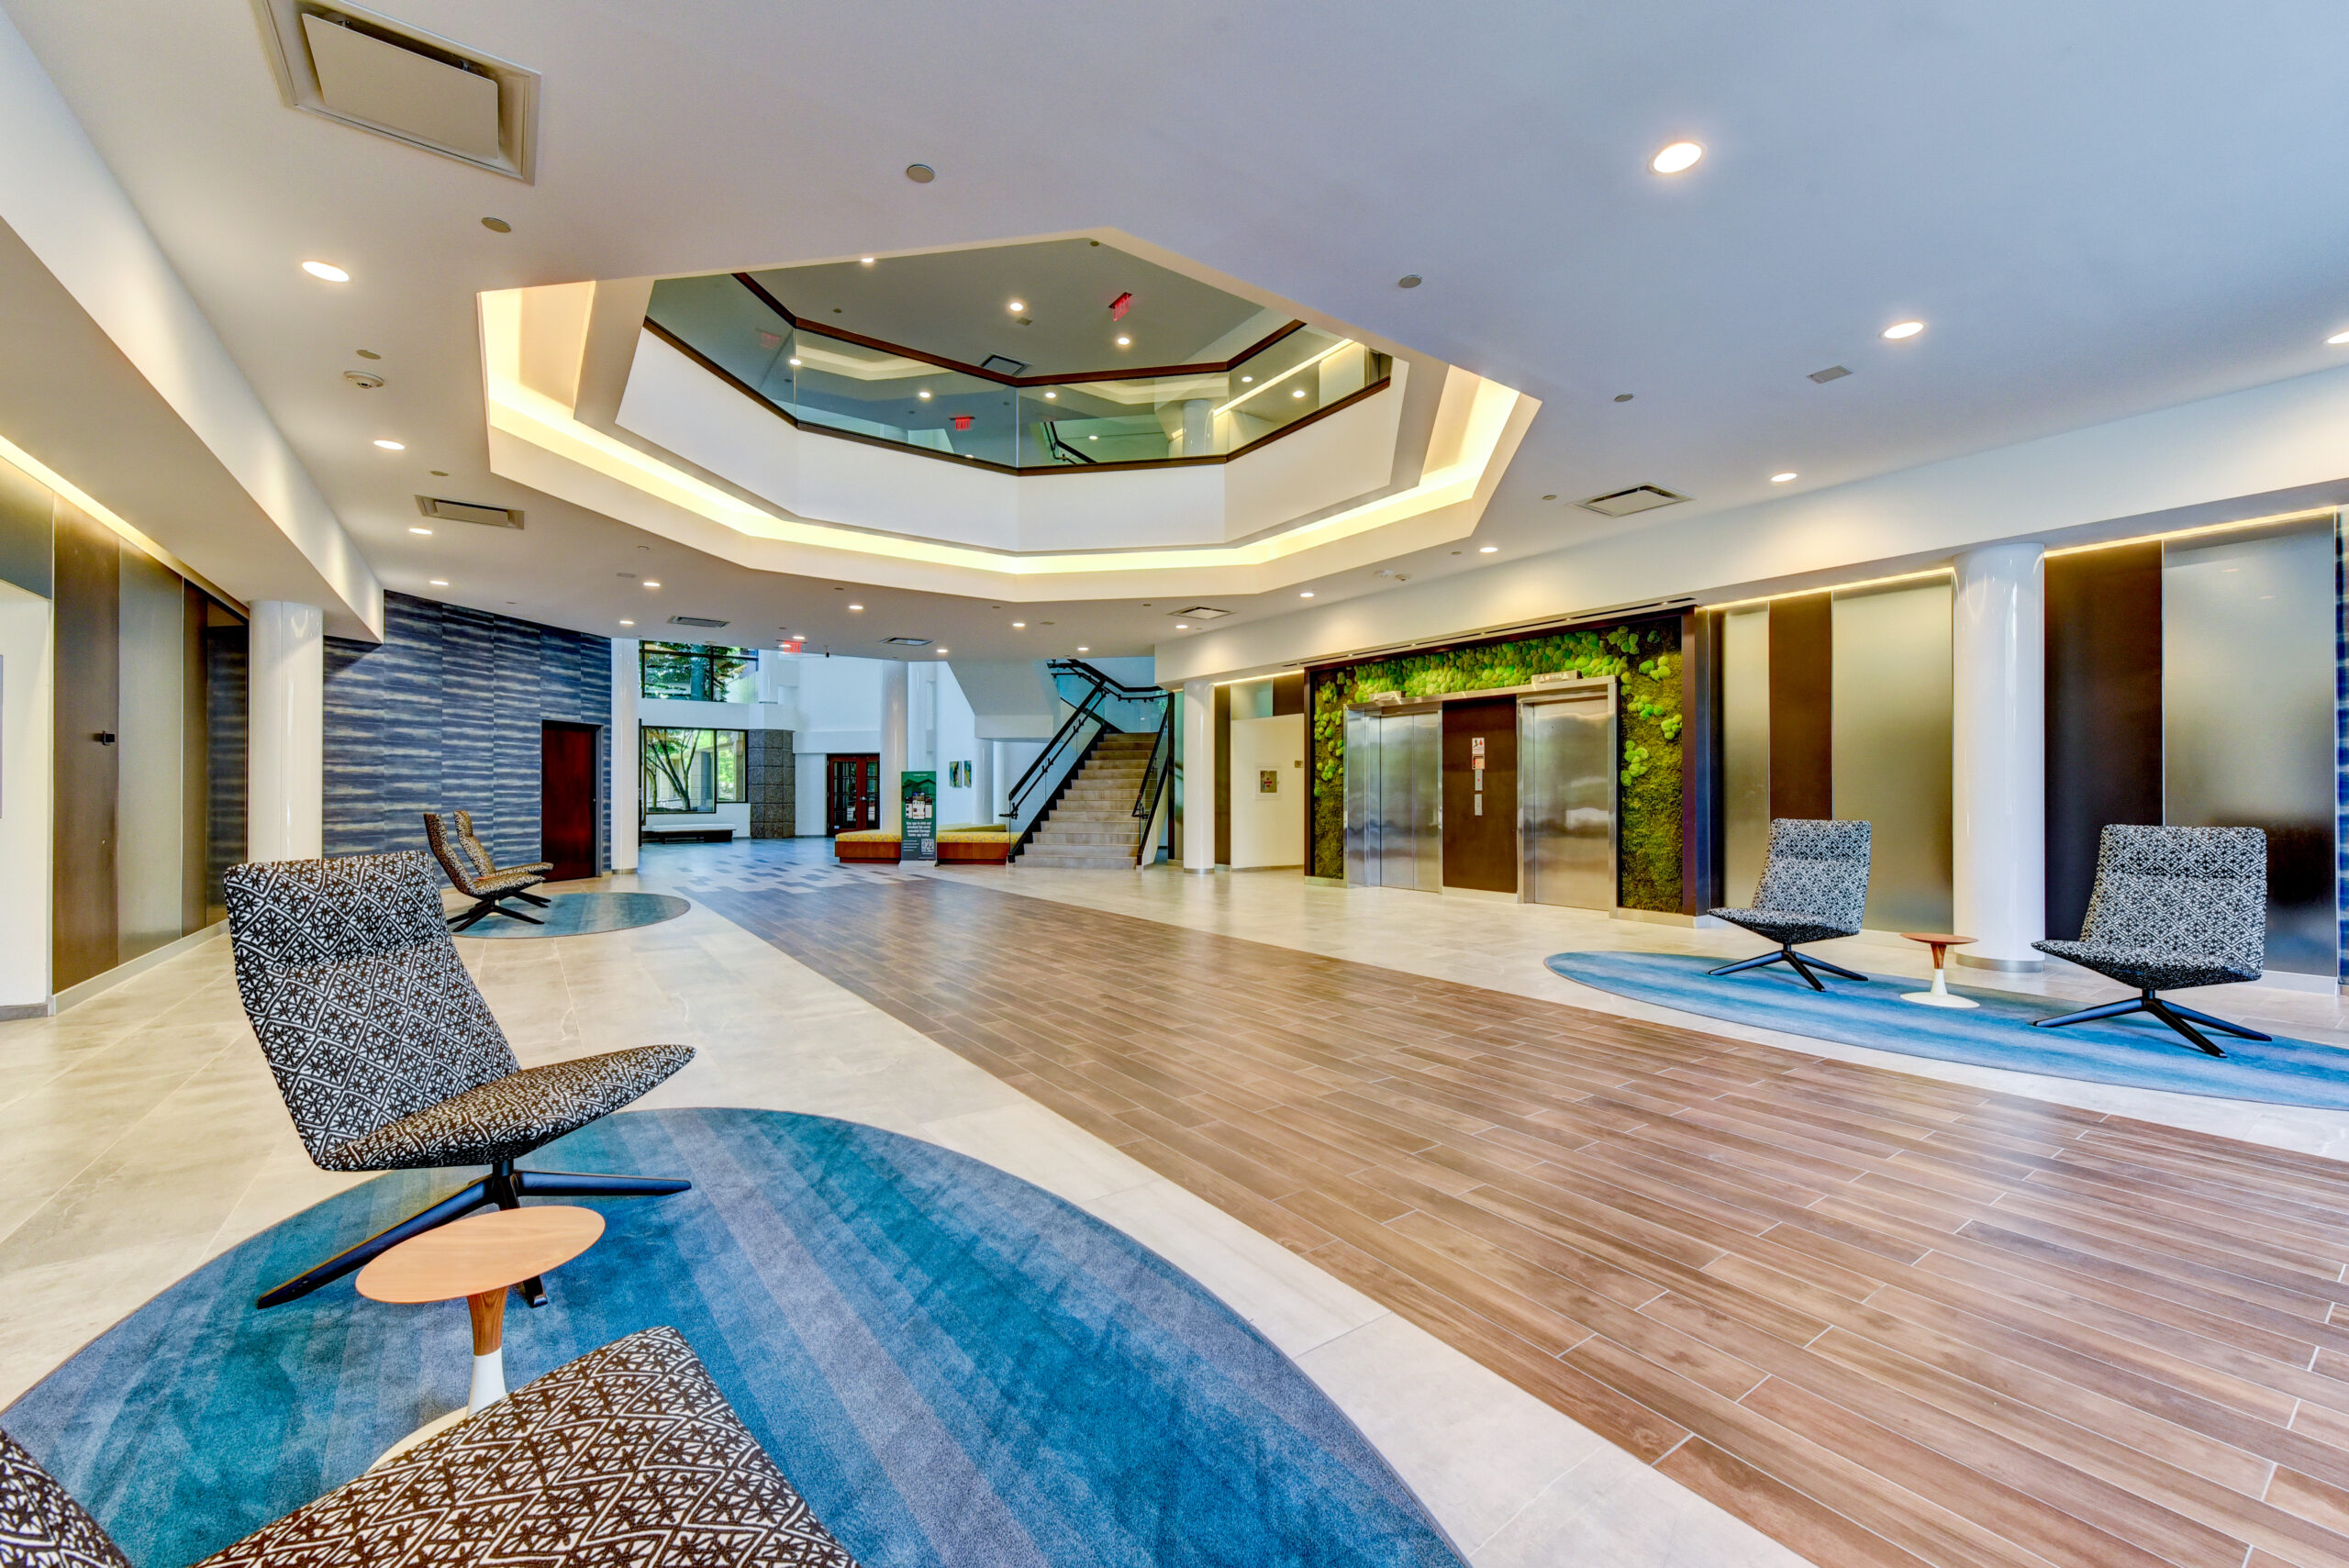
<box><xmin>1227</xmin><ymin>714</ymin><xmax>1305</xmax><ymax>868</ymax></box>
<box><xmin>0</xmin><ymin>583</ymin><xmax>50</xmax><ymax>1009</ymax></box>
<box><xmin>933</xmin><ymin>664</ymin><xmax>980</xmax><ymax>825</ymax></box>
<box><xmin>787</xmin><ymin>652</ymin><xmax>890</xmax><ymax>834</ymax></box>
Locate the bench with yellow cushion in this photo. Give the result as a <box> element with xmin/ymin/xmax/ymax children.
<box><xmin>833</xmin><ymin>830</ymin><xmax>902</xmax><ymax>863</ymax></box>
<box><xmin>936</xmin><ymin>828</ymin><xmax>1011</xmax><ymax>864</ymax></box>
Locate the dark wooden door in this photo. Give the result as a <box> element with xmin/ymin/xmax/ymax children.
<box><xmin>1442</xmin><ymin>696</ymin><xmax>1518</xmax><ymax>893</ymax></box>
<box><xmin>828</xmin><ymin>754</ymin><xmax>879</xmax><ymax>833</ymax></box>
<box><xmin>54</xmin><ymin>507</ymin><xmax>120</xmax><ymax>989</ymax></box>
<box><xmin>540</xmin><ymin>721</ymin><xmax>600</xmax><ymax>882</ymax></box>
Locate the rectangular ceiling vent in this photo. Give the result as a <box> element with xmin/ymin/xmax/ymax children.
<box><xmin>668</xmin><ymin>615</ymin><xmax>730</xmax><ymax>629</ymax></box>
<box><xmin>1171</xmin><ymin>605</ymin><xmax>1231</xmax><ymax>619</ymax></box>
<box><xmin>258</xmin><ymin>0</ymin><xmax>540</xmax><ymax>182</ymax></box>
<box><xmin>416</xmin><ymin>495</ymin><xmax>522</xmax><ymax>528</ymax></box>
<box><xmin>883</xmin><ymin>636</ymin><xmax>932</xmax><ymax>646</ymax></box>
<box><xmin>1575</xmin><ymin>484</ymin><xmax>1688</xmax><ymax>518</ymax></box>
<box><xmin>980</xmin><ymin>355</ymin><xmax>1030</xmax><ymax>376</ymax></box>
<box><xmin>1809</xmin><ymin>364</ymin><xmax>1853</xmax><ymax>384</ymax></box>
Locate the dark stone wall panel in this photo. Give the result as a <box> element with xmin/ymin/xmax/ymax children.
<box><xmin>325</xmin><ymin>592</ymin><xmax>610</xmax><ymax>872</ymax></box>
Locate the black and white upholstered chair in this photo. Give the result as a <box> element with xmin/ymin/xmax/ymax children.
<box><xmin>0</xmin><ymin>1327</ymin><xmax>864</xmax><ymax>1567</ymax></box>
<box><xmin>2031</xmin><ymin>824</ymin><xmax>2271</xmax><ymax>1058</ymax></box>
<box><xmin>1705</xmin><ymin>817</ymin><xmax>1874</xmax><ymax>991</ymax></box>
<box><xmin>424</xmin><ymin>810</ymin><xmax>550</xmax><ymax>932</ymax></box>
<box><xmin>224</xmin><ymin>851</ymin><xmax>695</xmax><ymax>1308</ymax></box>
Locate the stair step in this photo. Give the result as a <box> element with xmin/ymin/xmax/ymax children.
<box><xmin>1019</xmin><ymin>851</ymin><xmax>1140</xmax><ymax>869</ymax></box>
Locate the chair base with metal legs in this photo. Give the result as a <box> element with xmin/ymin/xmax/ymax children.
<box><xmin>2031</xmin><ymin>989</ymin><xmax>2272</xmax><ymax>1059</ymax></box>
<box><xmin>448</xmin><ymin>891</ymin><xmax>548</xmax><ymax>933</ymax></box>
<box><xmin>1707</xmin><ymin>942</ymin><xmax>1870</xmax><ymax>993</ymax></box>
<box><xmin>256</xmin><ymin>1158</ymin><xmax>691</xmax><ymax>1309</ymax></box>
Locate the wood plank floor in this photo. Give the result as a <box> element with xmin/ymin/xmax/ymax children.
<box><xmin>677</xmin><ymin>861</ymin><xmax>2349</xmax><ymax>1568</ymax></box>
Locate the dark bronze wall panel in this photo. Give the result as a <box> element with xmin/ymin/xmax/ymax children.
<box><xmin>52</xmin><ymin>505</ymin><xmax>118</xmax><ymax>990</ymax></box>
<box><xmin>1441</xmin><ymin>696</ymin><xmax>1518</xmax><ymax>893</ymax></box>
<box><xmin>1767</xmin><ymin>592</ymin><xmax>1833</xmax><ymax>820</ymax></box>
<box><xmin>2044</xmin><ymin>542</ymin><xmax>2163</xmax><ymax>939</ymax></box>
<box><xmin>1271</xmin><ymin>673</ymin><xmax>1305</xmax><ymax>717</ymax></box>
<box><xmin>1213</xmin><ymin>682</ymin><xmax>1231</xmax><ymax>866</ymax></box>
<box><xmin>1683</xmin><ymin>609</ymin><xmax>1724</xmax><ymax>913</ymax></box>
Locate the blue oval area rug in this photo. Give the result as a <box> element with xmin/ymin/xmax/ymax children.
<box><xmin>1</xmin><ymin>1108</ymin><xmax>1460</xmax><ymax>1568</ymax></box>
<box><xmin>459</xmin><ymin>890</ymin><xmax>691</xmax><ymax>938</ymax></box>
<box><xmin>1548</xmin><ymin>949</ymin><xmax>2349</xmax><ymax>1109</ymax></box>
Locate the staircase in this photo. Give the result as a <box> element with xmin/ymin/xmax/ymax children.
<box><xmin>1016</xmin><ymin>733</ymin><xmax>1160</xmax><ymax>869</ymax></box>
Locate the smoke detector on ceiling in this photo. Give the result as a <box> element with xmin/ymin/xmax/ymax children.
<box><xmin>257</xmin><ymin>0</ymin><xmax>540</xmax><ymax>182</ymax></box>
<box><xmin>416</xmin><ymin>495</ymin><xmax>521</xmax><ymax>528</ymax></box>
<box><xmin>1575</xmin><ymin>484</ymin><xmax>1688</xmax><ymax>518</ymax></box>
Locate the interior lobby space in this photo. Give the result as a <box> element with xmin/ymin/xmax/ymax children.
<box><xmin>14</xmin><ymin>4</ymin><xmax>2349</xmax><ymax>1566</ymax></box>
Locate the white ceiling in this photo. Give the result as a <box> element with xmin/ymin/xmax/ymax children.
<box><xmin>8</xmin><ymin>0</ymin><xmax>2349</xmax><ymax>661</ymax></box>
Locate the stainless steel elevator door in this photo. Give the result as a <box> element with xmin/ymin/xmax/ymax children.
<box><xmin>1344</xmin><ymin>710</ymin><xmax>1379</xmax><ymax>884</ymax></box>
<box><xmin>1346</xmin><ymin>709</ymin><xmax>1441</xmax><ymax>890</ymax></box>
<box><xmin>1520</xmin><ymin>693</ymin><xmax>1616</xmax><ymax>909</ymax></box>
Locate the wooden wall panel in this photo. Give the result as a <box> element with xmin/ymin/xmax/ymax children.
<box><xmin>1213</xmin><ymin>682</ymin><xmax>1231</xmax><ymax>866</ymax></box>
<box><xmin>2044</xmin><ymin>542</ymin><xmax>2164</xmax><ymax>939</ymax></box>
<box><xmin>52</xmin><ymin>505</ymin><xmax>118</xmax><ymax>991</ymax></box>
<box><xmin>1767</xmin><ymin>592</ymin><xmax>1833</xmax><ymax>820</ymax></box>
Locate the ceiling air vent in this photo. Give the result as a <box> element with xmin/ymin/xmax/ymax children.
<box><xmin>416</xmin><ymin>495</ymin><xmax>521</xmax><ymax>528</ymax></box>
<box><xmin>258</xmin><ymin>1</ymin><xmax>540</xmax><ymax>182</ymax></box>
<box><xmin>1575</xmin><ymin>485</ymin><xmax>1687</xmax><ymax>518</ymax></box>
<box><xmin>980</xmin><ymin>355</ymin><xmax>1030</xmax><ymax>376</ymax></box>
<box><xmin>668</xmin><ymin>615</ymin><xmax>729</xmax><ymax>629</ymax></box>
<box><xmin>1809</xmin><ymin>364</ymin><xmax>1853</xmax><ymax>384</ymax></box>
<box><xmin>883</xmin><ymin>636</ymin><xmax>932</xmax><ymax>646</ymax></box>
<box><xmin>1171</xmin><ymin>605</ymin><xmax>1231</xmax><ymax>619</ymax></box>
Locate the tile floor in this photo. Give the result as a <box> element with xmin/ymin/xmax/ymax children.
<box><xmin>6</xmin><ymin>842</ymin><xmax>2349</xmax><ymax>1566</ymax></box>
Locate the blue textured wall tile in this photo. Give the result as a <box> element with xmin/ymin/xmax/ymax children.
<box><xmin>325</xmin><ymin>592</ymin><xmax>611</xmax><ymax>872</ymax></box>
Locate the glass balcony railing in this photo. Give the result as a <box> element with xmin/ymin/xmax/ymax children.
<box><xmin>643</xmin><ymin>272</ymin><xmax>1391</xmax><ymax>473</ymax></box>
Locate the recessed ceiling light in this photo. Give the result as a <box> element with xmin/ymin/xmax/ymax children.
<box><xmin>619</xmin><ymin>618</ymin><xmax>634</xmax><ymax>626</ymax></box>
<box><xmin>1650</xmin><ymin>141</ymin><xmax>1704</xmax><ymax>174</ymax></box>
<box><xmin>787</xmin><ymin>357</ymin><xmax>802</xmax><ymax>367</ymax></box>
<box><xmin>481</xmin><ymin>217</ymin><xmax>511</xmax><ymax>234</ymax></box>
<box><xmin>1076</xmin><ymin>646</ymin><xmax>1089</xmax><ymax>652</ymax></box>
<box><xmin>429</xmin><ymin>578</ymin><xmax>448</xmax><ymax>586</ymax></box>
<box><xmin>643</xmin><ymin>580</ymin><xmax>661</xmax><ymax>587</ymax></box>
<box><xmin>301</xmin><ymin>261</ymin><xmax>350</xmax><ymax>282</ymax></box>
<box><xmin>1397</xmin><ymin>274</ymin><xmax>1422</xmax><ymax>289</ymax></box>
<box><xmin>918</xmin><ymin>389</ymin><xmax>931</xmax><ymax>399</ymax></box>
<box><xmin>1088</xmin><ymin>434</ymin><xmax>1098</xmax><ymax>440</ymax></box>
<box><xmin>1241</xmin><ymin>375</ymin><xmax>1253</xmax><ymax>384</ymax></box>
<box><xmin>408</xmin><ymin>526</ymin><xmax>431</xmax><ymax>535</ymax></box>
<box><xmin>905</xmin><ymin>163</ymin><xmax>935</xmax><ymax>183</ymax></box>
<box><xmin>1770</xmin><ymin>471</ymin><xmax>1798</xmax><ymax>483</ymax></box>
<box><xmin>429</xmin><ymin>470</ymin><xmax>448</xmax><ymax>476</ymax></box>
<box><xmin>1882</xmin><ymin>320</ymin><xmax>1926</xmax><ymax>340</ymax></box>
<box><xmin>1043</xmin><ymin>390</ymin><xmax>1057</xmax><ymax>400</ymax></box>
<box><xmin>1174</xmin><ymin>623</ymin><xmax>1189</xmax><ymax>629</ymax></box>
<box><xmin>849</xmin><ymin>603</ymin><xmax>863</xmax><ymax>611</ymax></box>
<box><xmin>355</xmin><ymin>349</ymin><xmax>381</xmax><ymax>361</ymax></box>
<box><xmin>1299</xmin><ymin>591</ymin><xmax>1315</xmax><ymax>598</ymax></box>
<box><xmin>860</xmin><ymin>256</ymin><xmax>875</xmax><ymax>265</ymax></box>
<box><xmin>1012</xmin><ymin>621</ymin><xmax>1026</xmax><ymax>628</ymax></box>
<box><xmin>373</xmin><ymin>439</ymin><xmax>405</xmax><ymax>450</ymax></box>
<box><xmin>1292</xmin><ymin>388</ymin><xmax>1306</xmax><ymax>398</ymax></box>
<box><xmin>1479</xmin><ymin>545</ymin><xmax>1498</xmax><ymax>553</ymax></box>
<box><xmin>1115</xmin><ymin>335</ymin><xmax>1130</xmax><ymax>347</ymax></box>
<box><xmin>1541</xmin><ymin>494</ymin><xmax>1557</xmax><ymax>500</ymax></box>
<box><xmin>1008</xmin><ymin>300</ymin><xmax>1025</xmax><ymax>312</ymax></box>
<box><xmin>2328</xmin><ymin>329</ymin><xmax>2349</xmax><ymax>346</ymax></box>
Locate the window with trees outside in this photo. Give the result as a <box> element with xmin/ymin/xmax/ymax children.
<box><xmin>641</xmin><ymin>727</ymin><xmax>747</xmax><ymax>813</ymax></box>
<box><xmin>640</xmin><ymin>640</ymin><xmax>757</xmax><ymax>703</ymax></box>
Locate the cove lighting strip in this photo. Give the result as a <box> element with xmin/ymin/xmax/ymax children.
<box><xmin>481</xmin><ymin>290</ymin><xmax>1525</xmax><ymax>580</ymax></box>
<box><xmin>0</xmin><ymin>431</ymin><xmax>239</xmax><ymax>608</ymax></box>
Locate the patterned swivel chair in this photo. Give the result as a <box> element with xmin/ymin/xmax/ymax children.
<box><xmin>2032</xmin><ymin>824</ymin><xmax>2271</xmax><ymax>1058</ymax></box>
<box><xmin>424</xmin><ymin>811</ymin><xmax>550</xmax><ymax>932</ymax></box>
<box><xmin>0</xmin><ymin>1328</ymin><xmax>863</xmax><ymax>1567</ymax></box>
<box><xmin>224</xmin><ymin>851</ymin><xmax>695</xmax><ymax>1308</ymax></box>
<box><xmin>1706</xmin><ymin>818</ymin><xmax>1874</xmax><ymax>991</ymax></box>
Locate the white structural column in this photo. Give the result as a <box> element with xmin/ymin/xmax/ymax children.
<box><xmin>1951</xmin><ymin>543</ymin><xmax>2046</xmax><ymax>968</ymax></box>
<box><xmin>1182</xmin><ymin>677</ymin><xmax>1217</xmax><ymax>873</ymax></box>
<box><xmin>909</xmin><ymin>662</ymin><xmax>938</xmax><ymax>771</ymax></box>
<box><xmin>974</xmin><ymin>739</ymin><xmax>996</xmax><ymax>825</ymax></box>
<box><xmin>249</xmin><ymin>601</ymin><xmax>324</xmax><ymax>862</ymax></box>
<box><xmin>881</xmin><ymin>660</ymin><xmax>909</xmax><ymax>832</ymax></box>
<box><xmin>610</xmin><ymin>638</ymin><xmax>640</xmax><ymax>873</ymax></box>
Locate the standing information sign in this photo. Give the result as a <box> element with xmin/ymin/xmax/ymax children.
<box><xmin>903</xmin><ymin>770</ymin><xmax>937</xmax><ymax>860</ymax></box>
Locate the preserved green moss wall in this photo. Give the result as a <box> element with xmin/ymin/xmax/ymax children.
<box><xmin>1308</xmin><ymin>618</ymin><xmax>1684</xmax><ymax>910</ymax></box>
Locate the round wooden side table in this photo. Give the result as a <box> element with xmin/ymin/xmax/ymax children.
<box><xmin>1898</xmin><ymin>933</ymin><xmax>1978</xmax><ymax>1010</ymax></box>
<box><xmin>357</xmin><ymin>1205</ymin><xmax>603</xmax><ymax>1465</ymax></box>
